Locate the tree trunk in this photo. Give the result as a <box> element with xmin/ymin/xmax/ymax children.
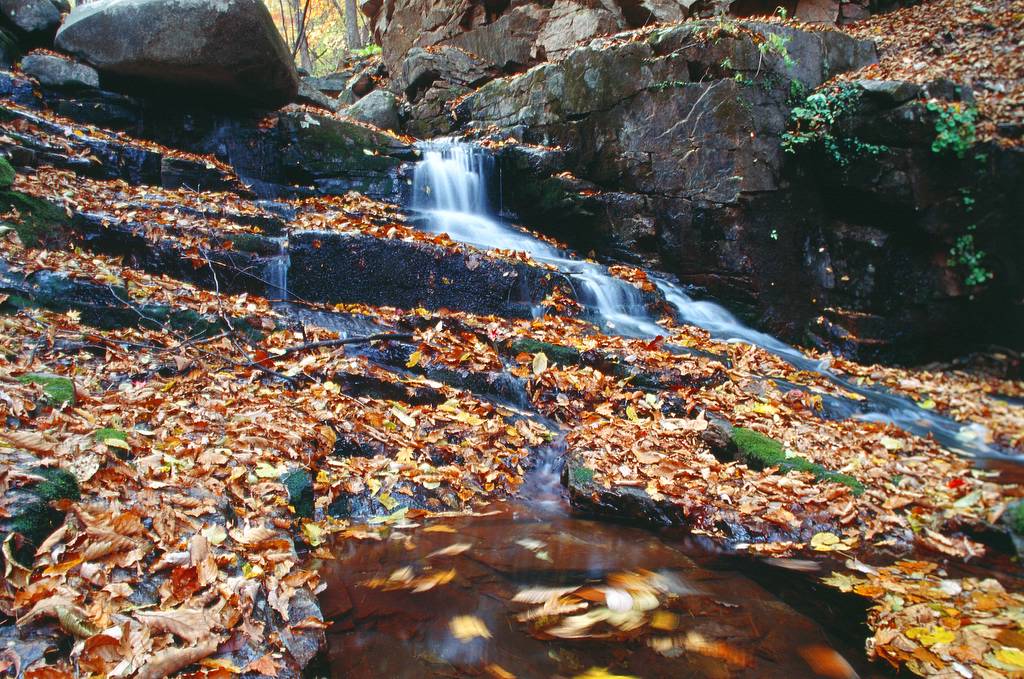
<box><xmin>345</xmin><ymin>0</ymin><xmax>362</xmax><ymax>50</ymax></box>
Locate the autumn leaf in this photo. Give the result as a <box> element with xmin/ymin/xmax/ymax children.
<box><xmin>532</xmin><ymin>351</ymin><xmax>548</xmax><ymax>375</ymax></box>
<box><xmin>905</xmin><ymin>625</ymin><xmax>956</xmax><ymax>647</ymax></box>
<box><xmin>450</xmin><ymin>615</ymin><xmax>491</xmax><ymax>641</ymax></box>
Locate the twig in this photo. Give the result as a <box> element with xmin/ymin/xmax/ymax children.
<box><xmin>273</xmin><ymin>333</ymin><xmax>414</xmax><ymax>359</ymax></box>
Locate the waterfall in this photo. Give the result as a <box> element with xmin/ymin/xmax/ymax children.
<box><xmin>412</xmin><ymin>140</ymin><xmax>663</xmax><ymax>336</ymax></box>
<box><xmin>265</xmin><ymin>236</ymin><xmax>290</xmax><ymax>300</ymax></box>
<box><xmin>408</xmin><ymin>139</ymin><xmax>1006</xmax><ymax>458</ymax></box>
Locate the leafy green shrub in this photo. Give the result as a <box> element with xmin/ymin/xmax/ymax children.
<box><xmin>948</xmin><ymin>227</ymin><xmax>993</xmax><ymax>287</ymax></box>
<box><xmin>351</xmin><ymin>44</ymin><xmax>382</xmax><ymax>59</ymax></box>
<box><xmin>926</xmin><ymin>100</ymin><xmax>976</xmax><ymax>158</ymax></box>
<box><xmin>782</xmin><ymin>83</ymin><xmax>887</xmax><ymax>166</ymax></box>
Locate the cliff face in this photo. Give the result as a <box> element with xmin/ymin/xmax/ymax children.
<box><xmin>357</xmin><ymin>0</ymin><xmax>1022</xmax><ymax>363</ymax></box>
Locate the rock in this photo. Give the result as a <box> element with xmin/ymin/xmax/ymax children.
<box><xmin>20</xmin><ymin>52</ymin><xmax>99</xmax><ymax>89</ymax></box>
<box><xmin>795</xmin><ymin>0</ymin><xmax>840</xmax><ymax>23</ymax></box>
<box><xmin>0</xmin><ymin>0</ymin><xmax>61</xmax><ymax>36</ymax></box>
<box><xmin>344</xmin><ymin>89</ymin><xmax>400</xmax><ymax>132</ymax></box>
<box><xmin>856</xmin><ymin>78</ymin><xmax>922</xmax><ymax>106</ymax></box>
<box><xmin>303</xmin><ymin>73</ymin><xmax>349</xmax><ymax>97</ymax></box>
<box><xmin>297</xmin><ymin>78</ymin><xmax>342</xmax><ymax>112</ymax></box>
<box><xmin>398</xmin><ymin>45</ymin><xmax>491</xmax><ymax>100</ymax></box>
<box><xmin>0</xmin><ymin>26</ymin><xmax>19</xmax><ymax>68</ymax></box>
<box><xmin>287</xmin><ymin>231</ymin><xmax>571</xmax><ymax>318</ymax></box>
<box><xmin>536</xmin><ymin>0</ymin><xmax>623</xmax><ymax>61</ymax></box>
<box><xmin>276</xmin><ymin>109</ymin><xmax>412</xmax><ymax>199</ymax></box>
<box><xmin>54</xmin><ymin>0</ymin><xmax>299</xmax><ymax>108</ymax></box>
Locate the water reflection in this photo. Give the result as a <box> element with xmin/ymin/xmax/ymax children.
<box><xmin>319</xmin><ymin>482</ymin><xmax>884</xmax><ymax>679</ymax></box>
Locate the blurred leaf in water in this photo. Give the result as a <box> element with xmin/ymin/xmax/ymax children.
<box><xmin>573</xmin><ymin>668</ymin><xmax>638</xmax><ymax>679</ymax></box>
<box><xmin>798</xmin><ymin>645</ymin><xmax>858</xmax><ymax>679</ymax></box>
<box><xmin>450</xmin><ymin>615</ymin><xmax>491</xmax><ymax>642</ymax></box>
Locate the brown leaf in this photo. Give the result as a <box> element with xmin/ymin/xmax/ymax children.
<box><xmin>134</xmin><ymin>638</ymin><xmax>220</xmax><ymax>679</ymax></box>
<box><xmin>134</xmin><ymin>609</ymin><xmax>215</xmax><ymax>644</ymax></box>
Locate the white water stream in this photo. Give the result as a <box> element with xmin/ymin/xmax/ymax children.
<box><xmin>409</xmin><ymin>139</ymin><xmax>1007</xmax><ymax>459</ymax></box>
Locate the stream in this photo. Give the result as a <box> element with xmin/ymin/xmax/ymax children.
<box><xmin>316</xmin><ymin>140</ymin><xmax>1019</xmax><ymax>678</ymax></box>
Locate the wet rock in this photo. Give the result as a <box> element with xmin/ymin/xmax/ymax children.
<box><xmin>54</xmin><ymin>0</ymin><xmax>299</xmax><ymax>108</ymax></box>
<box><xmin>344</xmin><ymin>89</ymin><xmax>401</xmax><ymax>132</ymax></box>
<box><xmin>281</xmin><ymin>469</ymin><xmax>314</xmax><ymax>519</ymax></box>
<box><xmin>20</xmin><ymin>52</ymin><xmax>99</xmax><ymax>89</ymax></box>
<box><xmin>562</xmin><ymin>451</ymin><xmax>686</xmax><ymax>525</ymax></box>
<box><xmin>288</xmin><ymin>231</ymin><xmax>570</xmax><ymax>318</ymax></box>
<box><xmin>0</xmin><ymin>0</ymin><xmax>61</xmax><ymax>38</ymax></box>
<box><xmin>277</xmin><ymin>109</ymin><xmax>411</xmax><ymax>199</ymax></box>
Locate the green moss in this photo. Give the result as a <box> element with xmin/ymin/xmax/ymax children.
<box><xmin>507</xmin><ymin>339</ymin><xmax>581</xmax><ymax>365</ymax></box>
<box><xmin>570</xmin><ymin>465</ymin><xmax>595</xmax><ymax>486</ymax></box>
<box><xmin>1006</xmin><ymin>501</ymin><xmax>1024</xmax><ymax>536</ymax></box>
<box><xmin>9</xmin><ymin>500</ymin><xmax>63</xmax><ymax>546</ymax></box>
<box><xmin>730</xmin><ymin>427</ymin><xmax>864</xmax><ymax>495</ymax></box>
<box><xmin>16</xmin><ymin>374</ymin><xmax>75</xmax><ymax>407</ymax></box>
<box><xmin>0</xmin><ymin>156</ymin><xmax>15</xmax><ymax>189</ymax></box>
<box><xmin>94</xmin><ymin>428</ymin><xmax>127</xmax><ymax>443</ymax></box>
<box><xmin>281</xmin><ymin>469</ymin><xmax>314</xmax><ymax>519</ymax></box>
<box><xmin>0</xmin><ymin>191</ymin><xmax>70</xmax><ymax>247</ymax></box>
<box><xmin>30</xmin><ymin>467</ymin><xmax>80</xmax><ymax>502</ymax></box>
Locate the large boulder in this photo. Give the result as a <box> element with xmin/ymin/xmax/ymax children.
<box><xmin>1</xmin><ymin>0</ymin><xmax>62</xmax><ymax>37</ymax></box>
<box><xmin>54</xmin><ymin>0</ymin><xmax>299</xmax><ymax>108</ymax></box>
<box><xmin>344</xmin><ymin>89</ymin><xmax>400</xmax><ymax>132</ymax></box>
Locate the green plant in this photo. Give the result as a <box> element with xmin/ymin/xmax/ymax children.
<box><xmin>759</xmin><ymin>31</ymin><xmax>794</xmax><ymax>69</ymax></box>
<box><xmin>350</xmin><ymin>43</ymin><xmax>382</xmax><ymax>59</ymax></box>
<box><xmin>948</xmin><ymin>226</ymin><xmax>993</xmax><ymax>287</ymax></box>
<box><xmin>782</xmin><ymin>83</ymin><xmax>887</xmax><ymax>165</ymax></box>
<box><xmin>926</xmin><ymin>100</ymin><xmax>977</xmax><ymax>158</ymax></box>
<box><xmin>16</xmin><ymin>374</ymin><xmax>75</xmax><ymax>406</ymax></box>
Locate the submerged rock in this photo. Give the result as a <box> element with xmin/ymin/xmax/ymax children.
<box><xmin>0</xmin><ymin>0</ymin><xmax>61</xmax><ymax>38</ymax></box>
<box><xmin>54</xmin><ymin>0</ymin><xmax>299</xmax><ymax>108</ymax></box>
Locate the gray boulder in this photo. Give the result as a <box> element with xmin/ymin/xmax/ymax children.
<box><xmin>345</xmin><ymin>89</ymin><xmax>400</xmax><ymax>132</ymax></box>
<box><xmin>1</xmin><ymin>0</ymin><xmax>61</xmax><ymax>36</ymax></box>
<box><xmin>54</xmin><ymin>0</ymin><xmax>299</xmax><ymax>108</ymax></box>
<box><xmin>21</xmin><ymin>52</ymin><xmax>98</xmax><ymax>89</ymax></box>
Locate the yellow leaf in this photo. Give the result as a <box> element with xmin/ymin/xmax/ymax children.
<box><xmin>650</xmin><ymin>611</ymin><xmax>679</xmax><ymax>631</ymax></box>
<box><xmin>574</xmin><ymin>669</ymin><xmax>639</xmax><ymax>679</ymax></box>
<box><xmin>242</xmin><ymin>562</ymin><xmax>264</xmax><ymax>579</ymax></box>
<box><xmin>821</xmin><ymin>572</ymin><xmax>863</xmax><ymax>593</ymax></box>
<box><xmin>200</xmin><ymin>525</ymin><xmax>227</xmax><ymax>545</ymax></box>
<box><xmin>918</xmin><ymin>398</ymin><xmax>936</xmax><ymax>410</ymax></box>
<box><xmin>905</xmin><ymin>625</ymin><xmax>955</xmax><ymax>646</ymax></box>
<box><xmin>378</xmin><ymin>492</ymin><xmax>399</xmax><ymax>511</ymax></box>
<box><xmin>302</xmin><ymin>522</ymin><xmax>323</xmax><ymax>547</ymax></box>
<box><xmin>424</xmin><ymin>525</ymin><xmax>456</xmax><ymax>533</ymax></box>
<box><xmin>316</xmin><ymin>470</ymin><xmax>330</xmax><ymax>484</ymax></box>
<box><xmin>450</xmin><ymin>615</ymin><xmax>491</xmax><ymax>642</ymax></box>
<box><xmin>406</xmin><ymin>350</ymin><xmax>422</xmax><ymax>368</ymax></box>
<box><xmin>625</xmin><ymin>405</ymin><xmax>639</xmax><ymax>422</ymax></box>
<box><xmin>255</xmin><ymin>462</ymin><xmax>284</xmax><ymax>478</ymax></box>
<box><xmin>752</xmin><ymin>402</ymin><xmax>778</xmax><ymax>415</ymax></box>
<box><xmin>532</xmin><ymin>352</ymin><xmax>548</xmax><ymax>375</ymax></box>
<box><xmin>995</xmin><ymin>647</ymin><xmax>1024</xmax><ymax>669</ymax></box>
<box><xmin>880</xmin><ymin>436</ymin><xmax>903</xmax><ymax>451</ymax></box>
<box><xmin>810</xmin><ymin>532</ymin><xmax>841</xmax><ymax>552</ymax></box>
<box><xmin>391</xmin><ymin>406</ymin><xmax>416</xmax><ymax>428</ymax></box>
<box><xmin>367</xmin><ymin>478</ymin><xmax>381</xmax><ymax>496</ymax></box>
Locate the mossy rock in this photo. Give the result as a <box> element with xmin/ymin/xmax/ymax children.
<box><xmin>281</xmin><ymin>468</ymin><xmax>314</xmax><ymax>519</ymax></box>
<box><xmin>505</xmin><ymin>338</ymin><xmax>582</xmax><ymax>365</ymax></box>
<box><xmin>16</xmin><ymin>373</ymin><xmax>76</xmax><ymax>407</ymax></box>
<box><xmin>730</xmin><ymin>427</ymin><xmax>864</xmax><ymax>495</ymax></box>
<box><xmin>0</xmin><ymin>191</ymin><xmax>70</xmax><ymax>247</ymax></box>
<box><xmin>5</xmin><ymin>466</ymin><xmax>80</xmax><ymax>558</ymax></box>
<box><xmin>226</xmin><ymin>232</ymin><xmax>279</xmax><ymax>256</ymax></box>
<box><xmin>30</xmin><ymin>467</ymin><xmax>80</xmax><ymax>503</ymax></box>
<box><xmin>0</xmin><ymin>156</ymin><xmax>15</xmax><ymax>189</ymax></box>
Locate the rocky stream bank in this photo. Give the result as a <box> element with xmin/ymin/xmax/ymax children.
<box><xmin>0</xmin><ymin>0</ymin><xmax>1022</xmax><ymax>677</ymax></box>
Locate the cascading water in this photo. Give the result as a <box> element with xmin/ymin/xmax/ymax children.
<box><xmin>409</xmin><ymin>139</ymin><xmax>1007</xmax><ymax>458</ymax></box>
<box><xmin>264</xmin><ymin>236</ymin><xmax>290</xmax><ymax>300</ymax></box>
<box><xmin>412</xmin><ymin>140</ymin><xmax>663</xmax><ymax>336</ymax></box>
